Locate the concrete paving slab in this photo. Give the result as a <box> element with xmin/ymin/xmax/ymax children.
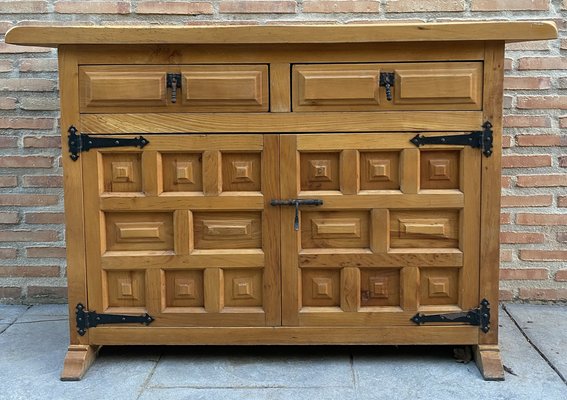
<box><xmin>138</xmin><ymin>387</ymin><xmax>357</xmax><ymax>400</ymax></box>
<box><xmin>0</xmin><ymin>318</ymin><xmax>159</xmax><ymax>400</ymax></box>
<box><xmin>0</xmin><ymin>305</ymin><xmax>29</xmax><ymax>325</ymax></box>
<box><xmin>0</xmin><ymin>324</ymin><xmax>9</xmax><ymax>334</ymax></box>
<box><xmin>353</xmin><ymin>310</ymin><xmax>567</xmax><ymax>400</ymax></box>
<box><xmin>505</xmin><ymin>304</ymin><xmax>567</xmax><ymax>382</ymax></box>
<box><xmin>148</xmin><ymin>346</ymin><xmax>354</xmax><ymax>389</ymax></box>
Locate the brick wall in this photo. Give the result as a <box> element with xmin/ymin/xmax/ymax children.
<box><xmin>0</xmin><ymin>0</ymin><xmax>565</xmax><ymax>303</ymax></box>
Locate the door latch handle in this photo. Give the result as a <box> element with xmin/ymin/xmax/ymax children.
<box><xmin>270</xmin><ymin>199</ymin><xmax>323</xmax><ymax>231</ymax></box>
<box><xmin>166</xmin><ymin>73</ymin><xmax>182</xmax><ymax>103</ymax></box>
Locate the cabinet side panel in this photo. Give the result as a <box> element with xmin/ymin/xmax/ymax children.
<box><xmin>480</xmin><ymin>41</ymin><xmax>504</xmax><ymax>345</ymax></box>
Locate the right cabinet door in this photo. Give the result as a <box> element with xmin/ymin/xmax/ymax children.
<box><xmin>280</xmin><ymin>133</ymin><xmax>481</xmax><ymax>330</ymax></box>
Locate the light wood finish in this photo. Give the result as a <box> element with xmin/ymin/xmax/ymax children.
<box><xmin>474</xmin><ymin>345</ymin><xmax>505</xmax><ymax>381</ymax></box>
<box><xmin>12</xmin><ymin>23</ymin><xmax>548</xmax><ymax>381</ymax></box>
<box><xmin>5</xmin><ymin>22</ymin><xmax>557</xmax><ymax>47</ymax></box>
<box><xmin>60</xmin><ymin>345</ymin><xmax>100</xmax><ymax>381</ymax></box>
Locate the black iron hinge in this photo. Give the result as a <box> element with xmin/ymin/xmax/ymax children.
<box><xmin>379</xmin><ymin>72</ymin><xmax>395</xmax><ymax>101</ymax></box>
<box><xmin>68</xmin><ymin>126</ymin><xmax>149</xmax><ymax>161</ymax></box>
<box><xmin>75</xmin><ymin>303</ymin><xmax>154</xmax><ymax>336</ymax></box>
<box><xmin>410</xmin><ymin>121</ymin><xmax>494</xmax><ymax>157</ymax></box>
<box><xmin>410</xmin><ymin>299</ymin><xmax>491</xmax><ymax>333</ymax></box>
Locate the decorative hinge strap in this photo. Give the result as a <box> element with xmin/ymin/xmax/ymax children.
<box><xmin>75</xmin><ymin>303</ymin><xmax>154</xmax><ymax>336</ymax></box>
<box><xmin>410</xmin><ymin>298</ymin><xmax>491</xmax><ymax>333</ymax></box>
<box><xmin>68</xmin><ymin>126</ymin><xmax>149</xmax><ymax>161</ymax></box>
<box><xmin>410</xmin><ymin>121</ymin><xmax>494</xmax><ymax>157</ymax></box>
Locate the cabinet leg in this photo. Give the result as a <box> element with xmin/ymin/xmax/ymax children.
<box><xmin>60</xmin><ymin>344</ymin><xmax>101</xmax><ymax>381</ymax></box>
<box><xmin>473</xmin><ymin>344</ymin><xmax>504</xmax><ymax>381</ymax></box>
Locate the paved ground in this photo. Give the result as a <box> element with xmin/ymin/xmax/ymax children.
<box><xmin>0</xmin><ymin>304</ymin><xmax>565</xmax><ymax>400</ymax></box>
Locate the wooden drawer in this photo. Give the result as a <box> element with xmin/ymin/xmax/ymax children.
<box><xmin>292</xmin><ymin>62</ymin><xmax>483</xmax><ymax>111</ymax></box>
<box><xmin>79</xmin><ymin>65</ymin><xmax>269</xmax><ymax>113</ymax></box>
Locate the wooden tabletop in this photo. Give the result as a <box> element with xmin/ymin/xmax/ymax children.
<box><xmin>5</xmin><ymin>21</ymin><xmax>557</xmax><ymax>47</ymax></box>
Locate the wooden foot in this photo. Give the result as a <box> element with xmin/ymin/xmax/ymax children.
<box><xmin>473</xmin><ymin>344</ymin><xmax>504</xmax><ymax>381</ymax></box>
<box><xmin>60</xmin><ymin>345</ymin><xmax>101</xmax><ymax>381</ymax></box>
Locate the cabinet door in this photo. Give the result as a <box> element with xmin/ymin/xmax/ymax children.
<box><xmin>280</xmin><ymin>133</ymin><xmax>480</xmax><ymax>328</ymax></box>
<box><xmin>82</xmin><ymin>134</ymin><xmax>280</xmax><ymax>330</ymax></box>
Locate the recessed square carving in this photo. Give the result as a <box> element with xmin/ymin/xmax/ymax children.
<box><xmin>164</xmin><ymin>270</ymin><xmax>203</xmax><ymax>308</ymax></box>
<box><xmin>106</xmin><ymin>270</ymin><xmax>145</xmax><ymax>308</ymax></box>
<box><xmin>111</xmin><ymin>162</ymin><xmax>134</xmax><ymax>183</ymax></box>
<box><xmin>222</xmin><ymin>153</ymin><xmax>261</xmax><ymax>191</ymax></box>
<box><xmin>102</xmin><ymin>153</ymin><xmax>142</xmax><ymax>193</ymax></box>
<box><xmin>194</xmin><ymin>212</ymin><xmax>262</xmax><ymax>249</ymax></box>
<box><xmin>232</xmin><ymin>161</ymin><xmax>254</xmax><ymax>183</ymax></box>
<box><xmin>302</xmin><ymin>269</ymin><xmax>340</xmax><ymax>307</ymax></box>
<box><xmin>302</xmin><ymin>211</ymin><xmax>369</xmax><ymax>249</ymax></box>
<box><xmin>162</xmin><ymin>153</ymin><xmax>203</xmax><ymax>192</ymax></box>
<box><xmin>105</xmin><ymin>212</ymin><xmax>174</xmax><ymax>252</ymax></box>
<box><xmin>360</xmin><ymin>151</ymin><xmax>400</xmax><ymax>190</ymax></box>
<box><xmin>300</xmin><ymin>152</ymin><xmax>340</xmax><ymax>191</ymax></box>
<box><xmin>223</xmin><ymin>269</ymin><xmax>262</xmax><ymax>307</ymax></box>
<box><xmin>428</xmin><ymin>277</ymin><xmax>450</xmax><ymax>298</ymax></box>
<box><xmin>360</xmin><ymin>269</ymin><xmax>400</xmax><ymax>307</ymax></box>
<box><xmin>420</xmin><ymin>150</ymin><xmax>460</xmax><ymax>190</ymax></box>
<box><xmin>390</xmin><ymin>210</ymin><xmax>459</xmax><ymax>249</ymax></box>
<box><xmin>232</xmin><ymin>277</ymin><xmax>254</xmax><ymax>299</ymax></box>
<box><xmin>420</xmin><ymin>268</ymin><xmax>459</xmax><ymax>306</ymax></box>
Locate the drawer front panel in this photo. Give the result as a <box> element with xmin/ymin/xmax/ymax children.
<box><xmin>292</xmin><ymin>62</ymin><xmax>483</xmax><ymax>111</ymax></box>
<box><xmin>79</xmin><ymin>64</ymin><xmax>269</xmax><ymax>113</ymax></box>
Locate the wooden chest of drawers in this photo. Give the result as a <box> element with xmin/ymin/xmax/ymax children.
<box><xmin>6</xmin><ymin>22</ymin><xmax>557</xmax><ymax>382</ymax></box>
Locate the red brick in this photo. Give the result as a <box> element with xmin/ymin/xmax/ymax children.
<box><xmin>0</xmin><ymin>176</ymin><xmax>17</xmax><ymax>188</ymax></box>
<box><xmin>500</xmin><ymin>249</ymin><xmax>513</xmax><ymax>262</ymax></box>
<box><xmin>0</xmin><ymin>21</ymin><xmax>13</xmax><ymax>34</ymax></box>
<box><xmin>0</xmin><ymin>136</ymin><xmax>17</xmax><ymax>148</ymax></box>
<box><xmin>559</xmin><ymin>196</ymin><xmax>567</xmax><ymax>207</ymax></box>
<box><xmin>0</xmin><ymin>117</ymin><xmax>54</xmax><ymax>130</ymax></box>
<box><xmin>506</xmin><ymin>41</ymin><xmax>550</xmax><ymax>51</ymax></box>
<box><xmin>561</xmin><ymin>117</ymin><xmax>567</xmax><ymax>129</ymax></box>
<box><xmin>561</xmin><ymin>39</ymin><xmax>567</xmax><ymax>50</ymax></box>
<box><xmin>27</xmin><ymin>286</ymin><xmax>67</xmax><ymax>301</ymax></box>
<box><xmin>19</xmin><ymin>97</ymin><xmax>59</xmax><ymax>111</ymax></box>
<box><xmin>504</xmin><ymin>58</ymin><xmax>513</xmax><ymax>70</ymax></box>
<box><xmin>501</xmin><ymin>195</ymin><xmax>553</xmax><ymax>207</ymax></box>
<box><xmin>503</xmin><ymin>115</ymin><xmax>550</xmax><ymax>128</ymax></box>
<box><xmin>0</xmin><ymin>266</ymin><xmax>59</xmax><ymax>277</ymax></box>
<box><xmin>24</xmin><ymin>212</ymin><xmax>65</xmax><ymax>224</ymax></box>
<box><xmin>0</xmin><ymin>248</ymin><xmax>16</xmax><ymax>259</ymax></box>
<box><xmin>26</xmin><ymin>247</ymin><xmax>66</xmax><ymax>258</ymax></box>
<box><xmin>23</xmin><ymin>136</ymin><xmax>61</xmax><ymax>148</ymax></box>
<box><xmin>501</xmin><ymin>176</ymin><xmax>512</xmax><ymax>189</ymax></box>
<box><xmin>559</xmin><ymin>156</ymin><xmax>567</xmax><ymax>168</ymax></box>
<box><xmin>386</xmin><ymin>0</ymin><xmax>464</xmax><ymax>12</ymax></box>
<box><xmin>502</xmin><ymin>135</ymin><xmax>512</xmax><ymax>148</ymax></box>
<box><xmin>503</xmin><ymin>96</ymin><xmax>513</xmax><ymax>109</ymax></box>
<box><xmin>0</xmin><ymin>78</ymin><xmax>56</xmax><ymax>92</ymax></box>
<box><xmin>501</xmin><ymin>213</ymin><xmax>511</xmax><ymax>224</ymax></box>
<box><xmin>0</xmin><ymin>211</ymin><xmax>19</xmax><ymax>224</ymax></box>
<box><xmin>517</xmin><ymin>96</ymin><xmax>567</xmax><ymax>110</ymax></box>
<box><xmin>0</xmin><ymin>156</ymin><xmax>52</xmax><ymax>168</ymax></box>
<box><xmin>0</xmin><ymin>43</ymin><xmax>51</xmax><ymax>54</ymax></box>
<box><xmin>0</xmin><ymin>195</ymin><xmax>58</xmax><ymax>206</ymax></box>
<box><xmin>0</xmin><ymin>97</ymin><xmax>16</xmax><ymax>110</ymax></box>
<box><xmin>516</xmin><ymin>174</ymin><xmax>567</xmax><ymax>187</ymax></box>
<box><xmin>558</xmin><ymin>232</ymin><xmax>567</xmax><ymax>243</ymax></box>
<box><xmin>518</xmin><ymin>57</ymin><xmax>567</xmax><ymax>70</ymax></box>
<box><xmin>219</xmin><ymin>1</ymin><xmax>297</xmax><ymax>13</ymax></box>
<box><xmin>471</xmin><ymin>0</ymin><xmax>549</xmax><ymax>11</ymax></box>
<box><xmin>502</xmin><ymin>155</ymin><xmax>551</xmax><ymax>168</ymax></box>
<box><xmin>0</xmin><ymin>60</ymin><xmax>11</xmax><ymax>72</ymax></box>
<box><xmin>0</xmin><ymin>287</ymin><xmax>21</xmax><ymax>299</ymax></box>
<box><xmin>137</xmin><ymin>1</ymin><xmax>213</xmax><ymax>14</ymax></box>
<box><xmin>517</xmin><ymin>213</ymin><xmax>567</xmax><ymax>226</ymax></box>
<box><xmin>555</xmin><ymin>270</ymin><xmax>567</xmax><ymax>281</ymax></box>
<box><xmin>516</xmin><ymin>135</ymin><xmax>565</xmax><ymax>147</ymax></box>
<box><xmin>55</xmin><ymin>1</ymin><xmax>131</xmax><ymax>14</ymax></box>
<box><xmin>304</xmin><ymin>1</ymin><xmax>379</xmax><ymax>13</ymax></box>
<box><xmin>499</xmin><ymin>289</ymin><xmax>514</xmax><ymax>301</ymax></box>
<box><xmin>19</xmin><ymin>58</ymin><xmax>58</xmax><ymax>72</ymax></box>
<box><xmin>519</xmin><ymin>250</ymin><xmax>567</xmax><ymax>261</ymax></box>
<box><xmin>0</xmin><ymin>231</ymin><xmax>58</xmax><ymax>242</ymax></box>
<box><xmin>0</xmin><ymin>1</ymin><xmax>47</xmax><ymax>13</ymax></box>
<box><xmin>500</xmin><ymin>268</ymin><xmax>548</xmax><ymax>280</ymax></box>
<box><xmin>500</xmin><ymin>232</ymin><xmax>545</xmax><ymax>244</ymax></box>
<box><xmin>22</xmin><ymin>175</ymin><xmax>63</xmax><ymax>188</ymax></box>
<box><xmin>519</xmin><ymin>288</ymin><xmax>567</xmax><ymax>301</ymax></box>
<box><xmin>503</xmin><ymin>76</ymin><xmax>551</xmax><ymax>90</ymax></box>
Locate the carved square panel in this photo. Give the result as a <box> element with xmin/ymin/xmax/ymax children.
<box><xmin>164</xmin><ymin>269</ymin><xmax>204</xmax><ymax>308</ymax></box>
<box><xmin>390</xmin><ymin>210</ymin><xmax>459</xmax><ymax>249</ymax></box>
<box><xmin>360</xmin><ymin>269</ymin><xmax>400</xmax><ymax>307</ymax></box>
<box><xmin>420</xmin><ymin>150</ymin><xmax>460</xmax><ymax>190</ymax></box>
<box><xmin>301</xmin><ymin>211</ymin><xmax>369</xmax><ymax>249</ymax></box>
<box><xmin>162</xmin><ymin>153</ymin><xmax>203</xmax><ymax>192</ymax></box>
<box><xmin>193</xmin><ymin>212</ymin><xmax>262</xmax><ymax>249</ymax></box>
<box><xmin>223</xmin><ymin>269</ymin><xmax>263</xmax><ymax>307</ymax></box>
<box><xmin>300</xmin><ymin>152</ymin><xmax>340</xmax><ymax>191</ymax></box>
<box><xmin>106</xmin><ymin>270</ymin><xmax>146</xmax><ymax>308</ymax></box>
<box><xmin>105</xmin><ymin>212</ymin><xmax>174</xmax><ymax>252</ymax></box>
<box><xmin>420</xmin><ymin>268</ymin><xmax>459</xmax><ymax>306</ymax></box>
<box><xmin>302</xmin><ymin>269</ymin><xmax>340</xmax><ymax>307</ymax></box>
<box><xmin>102</xmin><ymin>152</ymin><xmax>142</xmax><ymax>193</ymax></box>
<box><xmin>360</xmin><ymin>151</ymin><xmax>400</xmax><ymax>190</ymax></box>
<box><xmin>222</xmin><ymin>152</ymin><xmax>261</xmax><ymax>192</ymax></box>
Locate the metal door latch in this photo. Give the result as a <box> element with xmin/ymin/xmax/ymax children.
<box><xmin>379</xmin><ymin>72</ymin><xmax>395</xmax><ymax>101</ymax></box>
<box><xmin>271</xmin><ymin>199</ymin><xmax>323</xmax><ymax>231</ymax></box>
<box><xmin>166</xmin><ymin>73</ymin><xmax>182</xmax><ymax>103</ymax></box>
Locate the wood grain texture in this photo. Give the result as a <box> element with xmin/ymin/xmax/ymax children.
<box><xmin>474</xmin><ymin>345</ymin><xmax>505</xmax><ymax>381</ymax></box>
<box><xmin>60</xmin><ymin>345</ymin><xmax>101</xmax><ymax>381</ymax></box>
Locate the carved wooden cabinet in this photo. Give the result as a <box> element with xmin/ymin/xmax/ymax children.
<box><xmin>6</xmin><ymin>22</ymin><xmax>557</xmax><ymax>381</ymax></box>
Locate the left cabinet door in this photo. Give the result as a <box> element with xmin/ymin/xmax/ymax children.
<box><xmin>81</xmin><ymin>134</ymin><xmax>281</xmax><ymax>335</ymax></box>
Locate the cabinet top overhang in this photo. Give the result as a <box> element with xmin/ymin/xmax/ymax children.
<box><xmin>6</xmin><ymin>21</ymin><xmax>557</xmax><ymax>48</ymax></box>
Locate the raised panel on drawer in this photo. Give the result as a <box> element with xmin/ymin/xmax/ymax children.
<box><xmin>292</xmin><ymin>62</ymin><xmax>482</xmax><ymax>111</ymax></box>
